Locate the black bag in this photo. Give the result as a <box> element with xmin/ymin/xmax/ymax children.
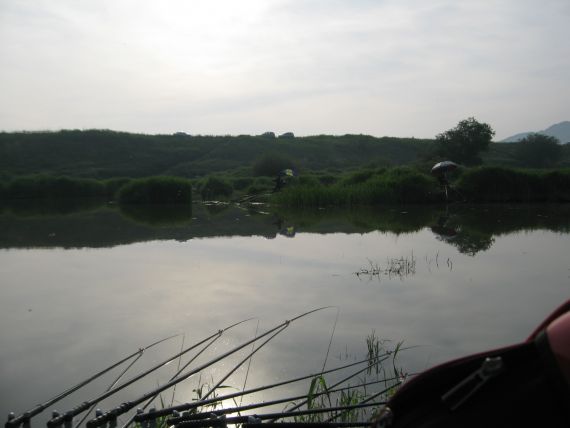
<box><xmin>373</xmin><ymin>300</ymin><xmax>570</xmax><ymax>428</ymax></box>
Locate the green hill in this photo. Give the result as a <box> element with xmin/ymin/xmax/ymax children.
<box><xmin>0</xmin><ymin>130</ymin><xmax>431</xmax><ymax>179</ymax></box>
<box><xmin>1</xmin><ymin>130</ymin><xmax>569</xmax><ymax>181</ymax></box>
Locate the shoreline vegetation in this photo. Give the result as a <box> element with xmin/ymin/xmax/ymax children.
<box><xmin>1</xmin><ymin>166</ymin><xmax>569</xmax><ymax>205</ymax></box>
<box><xmin>1</xmin><ymin>125</ymin><xmax>569</xmax><ymax>206</ymax></box>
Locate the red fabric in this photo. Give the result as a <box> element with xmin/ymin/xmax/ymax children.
<box><xmin>547</xmin><ymin>311</ymin><xmax>570</xmax><ymax>385</ymax></box>
<box><xmin>528</xmin><ymin>299</ymin><xmax>570</xmax><ymax>341</ymax></box>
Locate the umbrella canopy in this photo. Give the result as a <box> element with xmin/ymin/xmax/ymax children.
<box><xmin>431</xmin><ymin>161</ymin><xmax>459</xmax><ymax>174</ymax></box>
<box><xmin>280</xmin><ymin>168</ymin><xmax>295</xmax><ymax>177</ymax></box>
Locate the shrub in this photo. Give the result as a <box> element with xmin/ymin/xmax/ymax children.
<box><xmin>252</xmin><ymin>153</ymin><xmax>296</xmax><ymax>177</ymax></box>
<box><xmin>380</xmin><ymin>167</ymin><xmax>439</xmax><ymax>204</ymax></box>
<box><xmin>244</xmin><ymin>177</ymin><xmax>274</xmax><ymax>195</ymax></box>
<box><xmin>543</xmin><ymin>170</ymin><xmax>570</xmax><ymax>201</ymax></box>
<box><xmin>298</xmin><ymin>175</ymin><xmax>321</xmax><ymax>186</ymax></box>
<box><xmin>231</xmin><ymin>177</ymin><xmax>254</xmax><ymax>191</ymax></box>
<box><xmin>515</xmin><ymin>134</ymin><xmax>562</xmax><ymax>168</ymax></box>
<box><xmin>317</xmin><ymin>174</ymin><xmax>338</xmax><ymax>186</ymax></box>
<box><xmin>118</xmin><ymin>176</ymin><xmax>192</xmax><ymax>204</ymax></box>
<box><xmin>6</xmin><ymin>175</ymin><xmax>106</xmax><ymax>199</ymax></box>
<box><xmin>339</xmin><ymin>169</ymin><xmax>376</xmax><ymax>186</ymax></box>
<box><xmin>456</xmin><ymin>167</ymin><xmax>570</xmax><ymax>202</ymax></box>
<box><xmin>102</xmin><ymin>177</ymin><xmax>132</xmax><ymax>199</ymax></box>
<box><xmin>199</xmin><ymin>176</ymin><xmax>233</xmax><ymax>200</ymax></box>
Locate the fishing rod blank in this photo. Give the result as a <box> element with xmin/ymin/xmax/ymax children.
<box><xmin>199</xmin><ymin>324</ymin><xmax>287</xmax><ymax>402</ymax></box>
<box><xmin>119</xmin><ymin>333</ymin><xmax>225</xmax><ymax>428</ymax></box>
<box><xmin>268</xmin><ymin>351</ymin><xmax>402</xmax><ymax>423</ymax></box>
<box><xmin>47</xmin><ymin>318</ymin><xmax>253</xmax><ymax>428</ymax></box>
<box><xmin>86</xmin><ymin>307</ymin><xmax>331</xmax><ymax>428</ymax></box>
<box><xmin>132</xmin><ymin>352</ymin><xmax>398</xmax><ymax>422</ymax></box>
<box><xmin>73</xmin><ymin>351</ymin><xmax>147</xmax><ymax>428</ymax></box>
<box><xmin>171</xmin><ymin>402</ymin><xmax>384</xmax><ymax>428</ymax></box>
<box><xmin>5</xmin><ymin>334</ymin><xmax>179</xmax><ymax>428</ymax></box>
<box><xmin>167</xmin><ymin>379</ymin><xmax>400</xmax><ymax>425</ymax></box>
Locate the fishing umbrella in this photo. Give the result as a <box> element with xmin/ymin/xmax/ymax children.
<box><xmin>431</xmin><ymin>161</ymin><xmax>459</xmax><ymax>175</ymax></box>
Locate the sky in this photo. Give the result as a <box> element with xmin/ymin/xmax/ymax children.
<box><xmin>0</xmin><ymin>0</ymin><xmax>568</xmax><ymax>140</ymax></box>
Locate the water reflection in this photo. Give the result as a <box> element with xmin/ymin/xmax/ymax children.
<box><xmin>0</xmin><ymin>201</ymin><xmax>568</xmax><ymax>255</ymax></box>
<box><xmin>1</xmin><ymin>201</ymin><xmax>569</xmax><ymax>423</ymax></box>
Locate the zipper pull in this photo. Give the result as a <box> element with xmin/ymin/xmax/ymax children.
<box><xmin>441</xmin><ymin>356</ymin><xmax>504</xmax><ymax>411</ymax></box>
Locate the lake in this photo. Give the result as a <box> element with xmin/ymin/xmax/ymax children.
<box><xmin>1</xmin><ymin>201</ymin><xmax>569</xmax><ymax>425</ymax></box>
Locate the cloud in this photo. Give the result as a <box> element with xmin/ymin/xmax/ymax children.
<box><xmin>0</xmin><ymin>0</ymin><xmax>568</xmax><ymax>138</ymax></box>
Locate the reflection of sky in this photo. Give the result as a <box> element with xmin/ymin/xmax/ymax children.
<box><xmin>1</xmin><ymin>229</ymin><xmax>569</xmax><ymax>421</ymax></box>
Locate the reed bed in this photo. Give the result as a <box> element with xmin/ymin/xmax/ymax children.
<box><xmin>456</xmin><ymin>166</ymin><xmax>570</xmax><ymax>202</ymax></box>
<box><xmin>272</xmin><ymin>166</ymin><xmax>570</xmax><ymax>207</ymax></box>
<box><xmin>118</xmin><ymin>177</ymin><xmax>192</xmax><ymax>204</ymax></box>
<box><xmin>272</xmin><ymin>168</ymin><xmax>440</xmax><ymax>208</ymax></box>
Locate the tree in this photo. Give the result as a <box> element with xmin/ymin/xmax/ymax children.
<box><xmin>515</xmin><ymin>134</ymin><xmax>561</xmax><ymax>168</ymax></box>
<box><xmin>435</xmin><ymin>117</ymin><xmax>495</xmax><ymax>166</ymax></box>
<box><xmin>252</xmin><ymin>153</ymin><xmax>295</xmax><ymax>177</ymax></box>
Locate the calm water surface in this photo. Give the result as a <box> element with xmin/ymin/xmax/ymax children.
<box><xmin>0</xmin><ymin>202</ymin><xmax>569</xmax><ymax>424</ymax></box>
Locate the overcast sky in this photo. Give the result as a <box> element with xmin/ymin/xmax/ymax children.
<box><xmin>0</xmin><ymin>0</ymin><xmax>568</xmax><ymax>140</ymax></box>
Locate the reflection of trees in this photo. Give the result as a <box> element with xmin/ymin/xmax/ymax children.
<box><xmin>428</xmin><ymin>205</ymin><xmax>570</xmax><ymax>255</ymax></box>
<box><xmin>1</xmin><ymin>201</ymin><xmax>569</xmax><ymax>251</ymax></box>
<box><xmin>429</xmin><ymin>211</ymin><xmax>495</xmax><ymax>256</ymax></box>
<box><xmin>1</xmin><ymin>198</ymin><xmax>105</xmax><ymax>217</ymax></box>
<box><xmin>275</xmin><ymin>206</ymin><xmax>436</xmax><ymax>235</ymax></box>
<box><xmin>119</xmin><ymin>204</ymin><xmax>193</xmax><ymax>227</ymax></box>
<box><xmin>447</xmin><ymin>231</ymin><xmax>494</xmax><ymax>256</ymax></box>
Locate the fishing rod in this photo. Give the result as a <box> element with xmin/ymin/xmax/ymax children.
<box><xmin>324</xmin><ymin>386</ymin><xmax>397</xmax><ymax>423</ymax></box>
<box><xmin>167</xmin><ymin>378</ymin><xmax>400</xmax><ymax>425</ymax></box>
<box><xmin>46</xmin><ymin>318</ymin><xmax>253</xmax><ymax>428</ymax></box>
<box><xmin>132</xmin><ymin>351</ymin><xmax>407</xmax><ymax>423</ymax></box>
<box><xmin>172</xmin><ymin>402</ymin><xmax>384</xmax><ymax>428</ymax></box>
<box><xmin>268</xmin><ymin>348</ymin><xmax>406</xmax><ymax>423</ymax></box>
<box><xmin>5</xmin><ymin>334</ymin><xmax>180</xmax><ymax>428</ymax></box>
<box><xmin>73</xmin><ymin>350</ymin><xmax>147</xmax><ymax>428</ymax></box>
<box><xmin>86</xmin><ymin>307</ymin><xmax>332</xmax><ymax>428</ymax></box>
<box><xmin>200</xmin><ymin>325</ymin><xmax>287</xmax><ymax>402</ymax></box>
<box><xmin>119</xmin><ymin>331</ymin><xmax>231</xmax><ymax>428</ymax></box>
<box><xmin>238</xmin><ymin>320</ymin><xmax>259</xmax><ymax>408</ymax></box>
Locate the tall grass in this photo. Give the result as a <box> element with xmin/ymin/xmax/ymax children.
<box><xmin>272</xmin><ymin>167</ymin><xmax>440</xmax><ymax>207</ymax></box>
<box><xmin>456</xmin><ymin>167</ymin><xmax>570</xmax><ymax>202</ymax></box>
<box><xmin>197</xmin><ymin>176</ymin><xmax>233</xmax><ymax>200</ymax></box>
<box><xmin>117</xmin><ymin>176</ymin><xmax>192</xmax><ymax>204</ymax></box>
<box><xmin>3</xmin><ymin>175</ymin><xmax>106</xmax><ymax>199</ymax></box>
<box><xmin>272</xmin><ymin>166</ymin><xmax>570</xmax><ymax>207</ymax></box>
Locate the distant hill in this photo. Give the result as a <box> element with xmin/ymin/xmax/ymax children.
<box><xmin>0</xmin><ymin>130</ymin><xmax>432</xmax><ymax>179</ymax></box>
<box><xmin>502</xmin><ymin>121</ymin><xmax>570</xmax><ymax>144</ymax></box>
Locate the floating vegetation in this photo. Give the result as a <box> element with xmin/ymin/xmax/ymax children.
<box><xmin>355</xmin><ymin>253</ymin><xmax>416</xmax><ymax>281</ymax></box>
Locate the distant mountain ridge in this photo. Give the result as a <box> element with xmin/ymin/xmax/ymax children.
<box><xmin>502</xmin><ymin>121</ymin><xmax>570</xmax><ymax>144</ymax></box>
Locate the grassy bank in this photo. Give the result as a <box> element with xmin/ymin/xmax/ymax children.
<box><xmin>457</xmin><ymin>167</ymin><xmax>570</xmax><ymax>202</ymax></box>
<box><xmin>271</xmin><ymin>167</ymin><xmax>441</xmax><ymax>207</ymax></box>
<box><xmin>0</xmin><ymin>175</ymin><xmax>195</xmax><ymax>205</ymax></box>
<box><xmin>271</xmin><ymin>166</ymin><xmax>570</xmax><ymax>207</ymax></box>
<box><xmin>2</xmin><ymin>166</ymin><xmax>569</xmax><ymax>206</ymax></box>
